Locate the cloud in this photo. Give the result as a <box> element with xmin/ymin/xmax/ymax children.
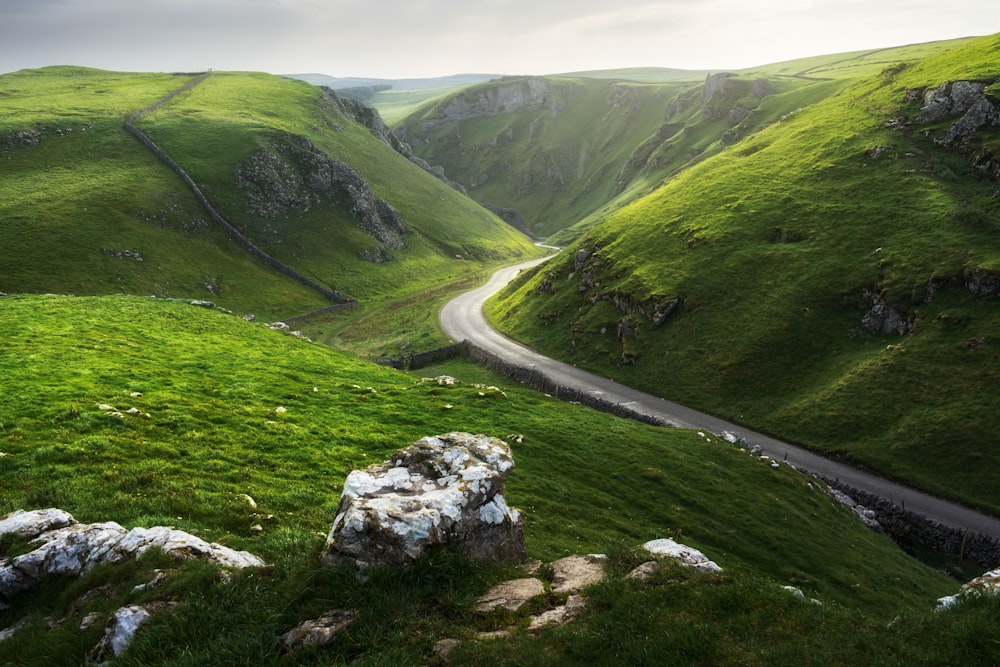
<box><xmin>1</xmin><ymin>0</ymin><xmax>998</xmax><ymax>76</ymax></box>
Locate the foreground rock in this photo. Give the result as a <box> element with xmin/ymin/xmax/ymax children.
<box><xmin>937</xmin><ymin>567</ymin><xmax>1000</xmax><ymax>609</ymax></box>
<box><xmin>0</xmin><ymin>509</ymin><xmax>264</xmax><ymax>604</ymax></box>
<box><xmin>474</xmin><ymin>577</ymin><xmax>545</xmax><ymax>613</ymax></box>
<box><xmin>640</xmin><ymin>538</ymin><xmax>723</xmax><ymax>574</ymax></box>
<box><xmin>321</xmin><ymin>433</ymin><xmax>525</xmax><ymax>574</ymax></box>
<box><xmin>550</xmin><ymin>554</ymin><xmax>607</xmax><ymax>594</ymax></box>
<box><xmin>281</xmin><ymin>609</ymin><xmax>358</xmax><ymax>651</ymax></box>
<box><xmin>94</xmin><ymin>602</ymin><xmax>177</xmax><ymax>661</ymax></box>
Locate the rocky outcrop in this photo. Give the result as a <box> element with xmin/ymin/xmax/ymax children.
<box><xmin>639</xmin><ymin>538</ymin><xmax>723</xmax><ymax>574</ymax></box>
<box><xmin>483</xmin><ymin>203</ymin><xmax>532</xmax><ymax>237</ymax></box>
<box><xmin>0</xmin><ymin>509</ymin><xmax>264</xmax><ymax>606</ymax></box>
<box><xmin>937</xmin><ymin>567</ymin><xmax>1000</xmax><ymax>609</ymax></box>
<box><xmin>321</xmin><ymin>433</ymin><xmax>525</xmax><ymax>575</ymax></box>
<box><xmin>94</xmin><ymin>602</ymin><xmax>178</xmax><ymax>661</ymax></box>
<box><xmin>415</xmin><ymin>77</ymin><xmax>556</xmax><ymax>133</ymax></box>
<box><xmin>321</xmin><ymin>87</ymin><xmax>470</xmax><ymax>195</ymax></box>
<box><xmin>861</xmin><ymin>290</ymin><xmax>913</xmax><ymax>336</ymax></box>
<box><xmin>281</xmin><ymin>609</ymin><xmax>358</xmax><ymax>651</ymax></box>
<box><xmin>235</xmin><ymin>135</ymin><xmax>407</xmax><ymax>251</ymax></box>
<box><xmin>702</xmin><ymin>73</ymin><xmax>774</xmax><ymax>124</ymax></box>
<box><xmin>964</xmin><ymin>266</ymin><xmax>1000</xmax><ymax>297</ymax></box>
<box><xmin>1</xmin><ymin>128</ymin><xmax>41</xmax><ymax>151</ymax></box>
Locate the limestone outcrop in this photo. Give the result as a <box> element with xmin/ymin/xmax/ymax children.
<box><xmin>937</xmin><ymin>567</ymin><xmax>1000</xmax><ymax>609</ymax></box>
<box><xmin>321</xmin><ymin>433</ymin><xmax>525</xmax><ymax>574</ymax></box>
<box><xmin>235</xmin><ymin>135</ymin><xmax>407</xmax><ymax>253</ymax></box>
<box><xmin>0</xmin><ymin>509</ymin><xmax>264</xmax><ymax>607</ymax></box>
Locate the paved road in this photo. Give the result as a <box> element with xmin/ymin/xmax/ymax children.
<box><xmin>441</xmin><ymin>257</ymin><xmax>1000</xmax><ymax>540</ymax></box>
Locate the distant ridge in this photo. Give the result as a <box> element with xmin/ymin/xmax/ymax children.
<box><xmin>285</xmin><ymin>72</ymin><xmax>501</xmax><ymax>90</ymax></box>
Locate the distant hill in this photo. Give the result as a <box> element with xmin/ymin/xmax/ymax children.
<box><xmin>286</xmin><ymin>72</ymin><xmax>501</xmax><ymax>91</ymax></box>
<box><xmin>394</xmin><ymin>37</ymin><xmax>981</xmax><ymax>242</ymax></box>
<box><xmin>0</xmin><ymin>67</ymin><xmax>538</xmax><ymax>322</ymax></box>
<box><xmin>488</xmin><ymin>34</ymin><xmax>1000</xmax><ymax>514</ymax></box>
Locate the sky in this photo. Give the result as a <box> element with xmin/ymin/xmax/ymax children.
<box><xmin>1</xmin><ymin>0</ymin><xmax>999</xmax><ymax>79</ymax></box>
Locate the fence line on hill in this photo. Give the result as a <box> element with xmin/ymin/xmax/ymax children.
<box><xmin>124</xmin><ymin>72</ymin><xmax>352</xmax><ymax>305</ymax></box>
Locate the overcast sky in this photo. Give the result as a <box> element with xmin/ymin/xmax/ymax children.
<box><xmin>2</xmin><ymin>0</ymin><xmax>998</xmax><ymax>78</ymax></box>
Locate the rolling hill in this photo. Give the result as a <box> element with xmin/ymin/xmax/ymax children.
<box><xmin>487</xmin><ymin>34</ymin><xmax>1000</xmax><ymax>514</ymax></box>
<box><xmin>0</xmin><ymin>293</ymin><xmax>979</xmax><ymax>665</ymax></box>
<box><xmin>394</xmin><ymin>38</ymin><xmax>980</xmax><ymax>243</ymax></box>
<box><xmin>0</xmin><ymin>67</ymin><xmax>539</xmax><ymax>323</ymax></box>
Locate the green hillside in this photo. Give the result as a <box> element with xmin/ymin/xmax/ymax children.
<box><xmin>0</xmin><ymin>67</ymin><xmax>539</xmax><ymax>322</ymax></box>
<box><xmin>489</xmin><ymin>34</ymin><xmax>1000</xmax><ymax>513</ymax></box>
<box><xmin>0</xmin><ymin>293</ymin><xmax>976</xmax><ymax>665</ymax></box>
<box><xmin>395</xmin><ymin>39</ymin><xmax>976</xmax><ymax>243</ymax></box>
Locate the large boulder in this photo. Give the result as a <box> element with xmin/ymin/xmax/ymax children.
<box><xmin>321</xmin><ymin>432</ymin><xmax>525</xmax><ymax>573</ymax></box>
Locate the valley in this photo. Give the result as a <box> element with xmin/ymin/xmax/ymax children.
<box><xmin>1</xmin><ymin>32</ymin><xmax>999</xmax><ymax>666</ymax></box>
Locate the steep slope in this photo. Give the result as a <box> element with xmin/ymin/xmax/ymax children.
<box><xmin>0</xmin><ymin>67</ymin><xmax>538</xmax><ymax>320</ymax></box>
<box><xmin>398</xmin><ymin>73</ymin><xmax>841</xmax><ymax>241</ymax></box>
<box><xmin>0</xmin><ymin>293</ymin><xmax>962</xmax><ymax>664</ymax></box>
<box><xmin>489</xmin><ymin>35</ymin><xmax>1000</xmax><ymax>513</ymax></box>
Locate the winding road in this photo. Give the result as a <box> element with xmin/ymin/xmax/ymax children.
<box><xmin>441</xmin><ymin>256</ymin><xmax>1000</xmax><ymax>541</ymax></box>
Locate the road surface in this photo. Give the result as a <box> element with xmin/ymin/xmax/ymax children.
<box><xmin>440</xmin><ymin>256</ymin><xmax>1000</xmax><ymax>540</ymax></box>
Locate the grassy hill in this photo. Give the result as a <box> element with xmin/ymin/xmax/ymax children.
<box><xmin>0</xmin><ymin>293</ymin><xmax>986</xmax><ymax>665</ymax></box>
<box><xmin>488</xmin><ymin>34</ymin><xmax>1000</xmax><ymax>515</ymax></box>
<box><xmin>0</xmin><ymin>67</ymin><xmax>539</xmax><ymax>324</ymax></box>
<box><xmin>395</xmin><ymin>38</ymin><xmax>978</xmax><ymax>243</ymax></box>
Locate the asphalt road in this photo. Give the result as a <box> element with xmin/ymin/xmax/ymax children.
<box><xmin>440</xmin><ymin>256</ymin><xmax>1000</xmax><ymax>540</ymax></box>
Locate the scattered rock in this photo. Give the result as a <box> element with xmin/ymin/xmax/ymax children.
<box><xmin>281</xmin><ymin>609</ymin><xmax>358</xmax><ymax>650</ymax></box>
<box><xmin>132</xmin><ymin>569</ymin><xmax>169</xmax><ymax>593</ymax></box>
<box><xmin>550</xmin><ymin>554</ymin><xmax>607</xmax><ymax>594</ymax></box>
<box><xmin>433</xmin><ymin>638</ymin><xmax>462</xmax><ymax>661</ymax></box>
<box><xmin>189</xmin><ymin>300</ymin><xmax>215</xmax><ymax>308</ymax></box>
<box><xmin>626</xmin><ymin>560</ymin><xmax>660</xmax><ymax>581</ymax></box>
<box><xmin>829</xmin><ymin>488</ymin><xmax>882</xmax><ymax>530</ymax></box>
<box><xmin>474</xmin><ymin>577</ymin><xmax>545</xmax><ymax>613</ymax></box>
<box><xmin>861</xmin><ymin>290</ymin><xmax>913</xmax><ymax>336</ymax></box>
<box><xmin>0</xmin><ymin>509</ymin><xmax>264</xmax><ymax>604</ymax></box>
<box><xmin>321</xmin><ymin>433</ymin><xmax>525</xmax><ymax>575</ymax></box>
<box><xmin>94</xmin><ymin>602</ymin><xmax>176</xmax><ymax>660</ymax></box>
<box><xmin>527</xmin><ymin>594</ymin><xmax>587</xmax><ymax>632</ymax></box>
<box><xmin>937</xmin><ymin>567</ymin><xmax>1000</xmax><ymax>609</ymax></box>
<box><xmin>964</xmin><ymin>266</ymin><xmax>1000</xmax><ymax>298</ymax></box>
<box><xmin>79</xmin><ymin>611</ymin><xmax>104</xmax><ymax>631</ymax></box>
<box><xmin>641</xmin><ymin>538</ymin><xmax>723</xmax><ymax>574</ymax></box>
<box><xmin>0</xmin><ymin>618</ymin><xmax>29</xmax><ymax>643</ymax></box>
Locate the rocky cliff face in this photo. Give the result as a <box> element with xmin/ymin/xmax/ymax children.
<box><xmin>235</xmin><ymin>135</ymin><xmax>407</xmax><ymax>257</ymax></box>
<box><xmin>409</xmin><ymin>76</ymin><xmax>557</xmax><ymax>134</ymax></box>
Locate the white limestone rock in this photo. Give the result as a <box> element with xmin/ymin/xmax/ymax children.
<box><xmin>0</xmin><ymin>509</ymin><xmax>264</xmax><ymax>604</ymax></box>
<box><xmin>641</xmin><ymin>538</ymin><xmax>723</xmax><ymax>574</ymax></box>
<box><xmin>937</xmin><ymin>567</ymin><xmax>1000</xmax><ymax>610</ymax></box>
<box><xmin>550</xmin><ymin>554</ymin><xmax>607</xmax><ymax>594</ymax></box>
<box><xmin>474</xmin><ymin>577</ymin><xmax>545</xmax><ymax>613</ymax></box>
<box><xmin>321</xmin><ymin>433</ymin><xmax>525</xmax><ymax>573</ymax></box>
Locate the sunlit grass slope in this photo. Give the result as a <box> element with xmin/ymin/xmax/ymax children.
<box><xmin>489</xmin><ymin>35</ymin><xmax>1000</xmax><ymax>513</ymax></box>
<box><xmin>0</xmin><ymin>294</ymin><xmax>967</xmax><ymax>664</ymax></box>
<box><xmin>0</xmin><ymin>67</ymin><xmax>539</xmax><ymax>320</ymax></box>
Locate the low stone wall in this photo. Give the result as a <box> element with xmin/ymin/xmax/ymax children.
<box><xmin>124</xmin><ymin>74</ymin><xmax>350</xmax><ymax>305</ymax></box>
<box><xmin>376</xmin><ymin>342</ymin><xmax>470</xmax><ymax>371</ymax></box>
<box><xmin>825</xmin><ymin>479</ymin><xmax>1000</xmax><ymax>568</ymax></box>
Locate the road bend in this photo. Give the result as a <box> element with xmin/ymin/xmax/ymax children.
<box><xmin>440</xmin><ymin>257</ymin><xmax>1000</xmax><ymax>540</ymax></box>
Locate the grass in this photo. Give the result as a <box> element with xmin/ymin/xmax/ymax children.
<box><xmin>487</xmin><ymin>34</ymin><xmax>1000</xmax><ymax>513</ymax></box>
<box><xmin>0</xmin><ymin>294</ymin><xmax>973</xmax><ymax>664</ymax></box>
<box><xmin>0</xmin><ymin>67</ymin><xmax>541</xmax><ymax>320</ymax></box>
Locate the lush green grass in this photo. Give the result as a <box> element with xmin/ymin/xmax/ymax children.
<box><xmin>488</xmin><ymin>34</ymin><xmax>1000</xmax><ymax>513</ymax></box>
<box><xmin>0</xmin><ymin>294</ymin><xmax>969</xmax><ymax>664</ymax></box>
<box><xmin>0</xmin><ymin>67</ymin><xmax>540</xmax><ymax>320</ymax></box>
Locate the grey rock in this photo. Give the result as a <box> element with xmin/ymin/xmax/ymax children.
<box><xmin>861</xmin><ymin>291</ymin><xmax>912</xmax><ymax>336</ymax></box>
<box><xmin>281</xmin><ymin>609</ymin><xmax>357</xmax><ymax>650</ymax></box>
<box><xmin>321</xmin><ymin>433</ymin><xmax>525</xmax><ymax>574</ymax></box>
<box><xmin>964</xmin><ymin>266</ymin><xmax>1000</xmax><ymax>297</ymax></box>
<box><xmin>0</xmin><ymin>618</ymin><xmax>29</xmax><ymax>643</ymax></box>
<box><xmin>939</xmin><ymin>96</ymin><xmax>1000</xmax><ymax>148</ymax></box>
<box><xmin>0</xmin><ymin>509</ymin><xmax>264</xmax><ymax>604</ymax></box>
<box><xmin>641</xmin><ymin>538</ymin><xmax>722</xmax><ymax>574</ymax></box>
<box><xmin>0</xmin><ymin>508</ymin><xmax>75</xmax><ymax>539</ymax></box>
<box><xmin>474</xmin><ymin>577</ymin><xmax>545</xmax><ymax>613</ymax></box>
<box><xmin>550</xmin><ymin>554</ymin><xmax>607</xmax><ymax>594</ymax></box>
<box><xmin>527</xmin><ymin>594</ymin><xmax>587</xmax><ymax>632</ymax></box>
<box><xmin>94</xmin><ymin>602</ymin><xmax>176</xmax><ymax>660</ymax></box>
<box><xmin>937</xmin><ymin>566</ymin><xmax>1000</xmax><ymax>609</ymax></box>
<box><xmin>626</xmin><ymin>560</ymin><xmax>660</xmax><ymax>581</ymax></box>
